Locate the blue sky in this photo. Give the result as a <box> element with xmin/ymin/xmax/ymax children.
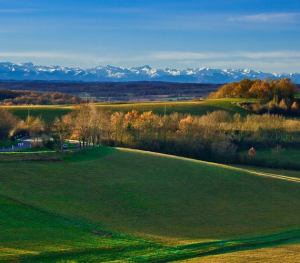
<box><xmin>0</xmin><ymin>0</ymin><xmax>300</xmax><ymax>73</ymax></box>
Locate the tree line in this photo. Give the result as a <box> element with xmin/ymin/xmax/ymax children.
<box><xmin>0</xmin><ymin>81</ymin><xmax>221</xmax><ymax>100</ymax></box>
<box><xmin>2</xmin><ymin>104</ymin><xmax>300</xmax><ymax>166</ymax></box>
<box><xmin>0</xmin><ymin>89</ymin><xmax>84</xmax><ymax>105</ymax></box>
<box><xmin>209</xmin><ymin>78</ymin><xmax>298</xmax><ymax>102</ymax></box>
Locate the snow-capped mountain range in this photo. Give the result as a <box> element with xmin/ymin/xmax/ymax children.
<box><xmin>0</xmin><ymin>62</ymin><xmax>299</xmax><ymax>83</ymax></box>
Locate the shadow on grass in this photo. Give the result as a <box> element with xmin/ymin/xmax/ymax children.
<box><xmin>18</xmin><ymin>244</ymin><xmax>159</xmax><ymax>263</ymax></box>
<box><xmin>2</xmin><ymin>186</ymin><xmax>300</xmax><ymax>262</ymax></box>
<box><xmin>130</xmin><ymin>229</ymin><xmax>300</xmax><ymax>262</ymax></box>
<box><xmin>62</xmin><ymin>146</ymin><xmax>115</xmax><ymax>163</ymax></box>
<box><xmin>12</xmin><ymin>229</ymin><xmax>300</xmax><ymax>262</ymax></box>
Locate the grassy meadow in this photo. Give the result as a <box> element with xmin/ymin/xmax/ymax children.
<box><xmin>178</xmin><ymin>243</ymin><xmax>300</xmax><ymax>263</ymax></box>
<box><xmin>239</xmin><ymin>148</ymin><xmax>300</xmax><ymax>171</ymax></box>
<box><xmin>2</xmin><ymin>99</ymin><xmax>250</xmax><ymax>123</ymax></box>
<box><xmin>1</xmin><ymin>147</ymin><xmax>300</xmax><ymax>262</ymax></box>
<box><xmin>6</xmin><ymin>105</ymin><xmax>73</xmax><ymax>124</ymax></box>
<box><xmin>95</xmin><ymin>99</ymin><xmax>249</xmax><ymax>117</ymax></box>
<box><xmin>254</xmin><ymin>148</ymin><xmax>300</xmax><ymax>166</ymax></box>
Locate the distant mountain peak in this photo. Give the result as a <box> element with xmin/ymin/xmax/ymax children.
<box><xmin>0</xmin><ymin>62</ymin><xmax>299</xmax><ymax>83</ymax></box>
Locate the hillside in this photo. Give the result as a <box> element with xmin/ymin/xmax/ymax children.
<box><xmin>4</xmin><ymin>99</ymin><xmax>250</xmax><ymax>124</ymax></box>
<box><xmin>1</xmin><ymin>147</ymin><xmax>300</xmax><ymax>261</ymax></box>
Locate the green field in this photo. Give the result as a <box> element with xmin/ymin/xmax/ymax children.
<box><xmin>1</xmin><ymin>147</ymin><xmax>300</xmax><ymax>262</ymax></box>
<box><xmin>178</xmin><ymin>243</ymin><xmax>300</xmax><ymax>263</ymax></box>
<box><xmin>2</xmin><ymin>99</ymin><xmax>249</xmax><ymax>123</ymax></box>
<box><xmin>231</xmin><ymin>164</ymin><xmax>300</xmax><ymax>179</ymax></box>
<box><xmin>255</xmin><ymin>148</ymin><xmax>300</xmax><ymax>165</ymax></box>
<box><xmin>5</xmin><ymin>105</ymin><xmax>73</xmax><ymax>123</ymax></box>
<box><xmin>239</xmin><ymin>148</ymin><xmax>300</xmax><ymax>170</ymax></box>
<box><xmin>96</xmin><ymin>99</ymin><xmax>249</xmax><ymax>117</ymax></box>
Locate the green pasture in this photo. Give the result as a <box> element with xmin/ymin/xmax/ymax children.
<box><xmin>0</xmin><ymin>195</ymin><xmax>158</xmax><ymax>262</ymax></box>
<box><xmin>239</xmin><ymin>148</ymin><xmax>300</xmax><ymax>170</ymax></box>
<box><xmin>231</xmin><ymin>164</ymin><xmax>300</xmax><ymax>179</ymax></box>
<box><xmin>2</xmin><ymin>99</ymin><xmax>249</xmax><ymax>124</ymax></box>
<box><xmin>1</xmin><ymin>147</ymin><xmax>300</xmax><ymax>262</ymax></box>
<box><xmin>96</xmin><ymin>99</ymin><xmax>249</xmax><ymax>117</ymax></box>
<box><xmin>6</xmin><ymin>105</ymin><xmax>72</xmax><ymax>124</ymax></box>
<box><xmin>2</xmin><ymin>193</ymin><xmax>300</xmax><ymax>262</ymax></box>
<box><xmin>255</xmin><ymin>148</ymin><xmax>300</xmax><ymax>164</ymax></box>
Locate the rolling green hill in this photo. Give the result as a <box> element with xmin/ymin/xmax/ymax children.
<box><xmin>95</xmin><ymin>99</ymin><xmax>249</xmax><ymax>117</ymax></box>
<box><xmin>2</xmin><ymin>99</ymin><xmax>249</xmax><ymax>123</ymax></box>
<box><xmin>1</xmin><ymin>147</ymin><xmax>300</xmax><ymax>262</ymax></box>
<box><xmin>6</xmin><ymin>105</ymin><xmax>72</xmax><ymax>124</ymax></box>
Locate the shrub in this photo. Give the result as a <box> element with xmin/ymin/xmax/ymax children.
<box><xmin>211</xmin><ymin>139</ymin><xmax>238</xmax><ymax>162</ymax></box>
<box><xmin>248</xmin><ymin>147</ymin><xmax>257</xmax><ymax>157</ymax></box>
<box><xmin>271</xmin><ymin>145</ymin><xmax>285</xmax><ymax>159</ymax></box>
<box><xmin>44</xmin><ymin>139</ymin><xmax>55</xmax><ymax>149</ymax></box>
<box><xmin>279</xmin><ymin>99</ymin><xmax>288</xmax><ymax>111</ymax></box>
<box><xmin>31</xmin><ymin>140</ymin><xmax>42</xmax><ymax>149</ymax></box>
<box><xmin>291</xmin><ymin>102</ymin><xmax>300</xmax><ymax>113</ymax></box>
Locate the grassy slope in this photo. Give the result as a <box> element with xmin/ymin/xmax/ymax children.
<box><xmin>6</xmin><ymin>105</ymin><xmax>72</xmax><ymax>123</ymax></box>
<box><xmin>2</xmin><ymin>195</ymin><xmax>300</xmax><ymax>262</ymax></box>
<box><xmin>1</xmin><ymin>147</ymin><xmax>300</xmax><ymax>241</ymax></box>
<box><xmin>239</xmin><ymin>148</ymin><xmax>300</xmax><ymax>170</ymax></box>
<box><xmin>0</xmin><ymin>195</ymin><xmax>164</xmax><ymax>263</ymax></box>
<box><xmin>95</xmin><ymin>99</ymin><xmax>249</xmax><ymax>117</ymax></box>
<box><xmin>178</xmin><ymin>243</ymin><xmax>300</xmax><ymax>263</ymax></box>
<box><xmin>1</xmin><ymin>147</ymin><xmax>300</xmax><ymax>262</ymax></box>
<box><xmin>2</xmin><ymin>99</ymin><xmax>249</xmax><ymax>123</ymax></box>
<box><xmin>231</xmin><ymin>164</ymin><xmax>300</xmax><ymax>179</ymax></box>
<box><xmin>255</xmin><ymin>148</ymin><xmax>300</xmax><ymax>167</ymax></box>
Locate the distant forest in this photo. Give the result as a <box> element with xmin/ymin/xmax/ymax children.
<box><xmin>0</xmin><ymin>89</ymin><xmax>83</xmax><ymax>105</ymax></box>
<box><xmin>0</xmin><ymin>81</ymin><xmax>222</xmax><ymax>101</ymax></box>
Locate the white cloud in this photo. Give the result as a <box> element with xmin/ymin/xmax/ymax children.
<box><xmin>2</xmin><ymin>50</ymin><xmax>300</xmax><ymax>62</ymax></box>
<box><xmin>0</xmin><ymin>51</ymin><xmax>123</xmax><ymax>65</ymax></box>
<box><xmin>0</xmin><ymin>52</ymin><xmax>77</xmax><ymax>58</ymax></box>
<box><xmin>131</xmin><ymin>51</ymin><xmax>300</xmax><ymax>72</ymax></box>
<box><xmin>147</xmin><ymin>51</ymin><xmax>300</xmax><ymax>61</ymax></box>
<box><xmin>237</xmin><ymin>51</ymin><xmax>300</xmax><ymax>59</ymax></box>
<box><xmin>200</xmin><ymin>60</ymin><xmax>300</xmax><ymax>74</ymax></box>
<box><xmin>228</xmin><ymin>13</ymin><xmax>300</xmax><ymax>23</ymax></box>
<box><xmin>1</xmin><ymin>50</ymin><xmax>300</xmax><ymax>73</ymax></box>
<box><xmin>148</xmin><ymin>52</ymin><xmax>227</xmax><ymax>60</ymax></box>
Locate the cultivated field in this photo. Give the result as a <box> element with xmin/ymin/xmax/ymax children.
<box><xmin>1</xmin><ymin>147</ymin><xmax>300</xmax><ymax>262</ymax></box>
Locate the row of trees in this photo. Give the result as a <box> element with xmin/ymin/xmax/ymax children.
<box><xmin>0</xmin><ymin>89</ymin><xmax>84</xmax><ymax>105</ymax></box>
<box><xmin>0</xmin><ymin>81</ymin><xmax>220</xmax><ymax>100</ymax></box>
<box><xmin>210</xmin><ymin>78</ymin><xmax>298</xmax><ymax>102</ymax></box>
<box><xmin>2</xmin><ymin>104</ymin><xmax>300</xmax><ymax>163</ymax></box>
<box><xmin>52</xmin><ymin>105</ymin><xmax>111</xmax><ymax>149</ymax></box>
<box><xmin>0</xmin><ymin>108</ymin><xmax>45</xmax><ymax>143</ymax></box>
<box><xmin>51</xmin><ymin>105</ymin><xmax>300</xmax><ymax>161</ymax></box>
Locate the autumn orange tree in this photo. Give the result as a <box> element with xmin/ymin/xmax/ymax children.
<box><xmin>210</xmin><ymin>78</ymin><xmax>298</xmax><ymax>101</ymax></box>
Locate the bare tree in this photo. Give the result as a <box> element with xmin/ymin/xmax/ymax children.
<box><xmin>52</xmin><ymin>114</ymin><xmax>73</xmax><ymax>150</ymax></box>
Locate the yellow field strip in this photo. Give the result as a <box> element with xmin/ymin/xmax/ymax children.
<box><xmin>117</xmin><ymin>148</ymin><xmax>300</xmax><ymax>183</ymax></box>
